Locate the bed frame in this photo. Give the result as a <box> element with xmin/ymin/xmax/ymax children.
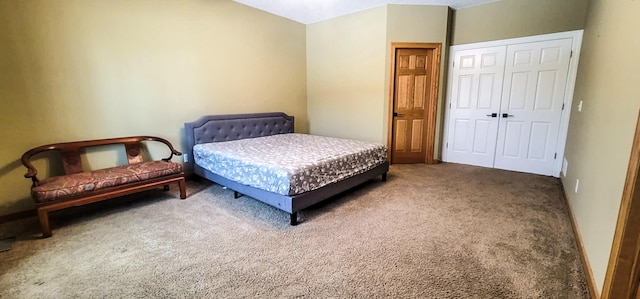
<box><xmin>184</xmin><ymin>112</ymin><xmax>389</xmax><ymax>225</ymax></box>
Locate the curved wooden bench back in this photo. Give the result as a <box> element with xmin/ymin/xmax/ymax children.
<box><xmin>21</xmin><ymin>136</ymin><xmax>182</xmax><ymax>187</ymax></box>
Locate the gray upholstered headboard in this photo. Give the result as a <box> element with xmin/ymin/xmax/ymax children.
<box><xmin>183</xmin><ymin>112</ymin><xmax>294</xmax><ymax>174</ymax></box>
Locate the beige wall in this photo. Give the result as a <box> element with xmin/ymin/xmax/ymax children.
<box><xmin>3</xmin><ymin>2</ymin><xmax>632</xmax><ymax>294</ymax></box>
<box><xmin>306</xmin><ymin>6</ymin><xmax>388</xmax><ymax>143</ymax></box>
<box><xmin>386</xmin><ymin>5</ymin><xmax>450</xmax><ymax>158</ymax></box>
<box><xmin>452</xmin><ymin>0</ymin><xmax>588</xmax><ymax>45</ymax></box>
<box><xmin>0</xmin><ymin>0</ymin><xmax>307</xmax><ymax>215</ymax></box>
<box><xmin>307</xmin><ymin>4</ymin><xmax>449</xmax><ymax>150</ymax></box>
<box><xmin>562</xmin><ymin>0</ymin><xmax>640</xmax><ymax>293</ymax></box>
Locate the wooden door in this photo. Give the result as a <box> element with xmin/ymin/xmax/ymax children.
<box><xmin>389</xmin><ymin>44</ymin><xmax>440</xmax><ymax>164</ymax></box>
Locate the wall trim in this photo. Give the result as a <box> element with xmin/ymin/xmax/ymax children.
<box><xmin>561</xmin><ymin>182</ymin><xmax>600</xmax><ymax>298</ymax></box>
<box><xmin>601</xmin><ymin>110</ymin><xmax>640</xmax><ymax>298</ymax></box>
<box><xmin>0</xmin><ymin>209</ymin><xmax>36</xmax><ymax>224</ymax></box>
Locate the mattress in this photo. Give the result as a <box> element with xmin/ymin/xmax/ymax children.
<box><xmin>193</xmin><ymin>133</ymin><xmax>387</xmax><ymax>196</ymax></box>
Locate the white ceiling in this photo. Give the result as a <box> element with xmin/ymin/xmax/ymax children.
<box><xmin>233</xmin><ymin>0</ymin><xmax>500</xmax><ymax>24</ymax></box>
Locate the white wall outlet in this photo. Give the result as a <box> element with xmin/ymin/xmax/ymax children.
<box><xmin>575</xmin><ymin>179</ymin><xmax>580</xmax><ymax>193</ymax></box>
<box><xmin>562</xmin><ymin>158</ymin><xmax>568</xmax><ymax>177</ymax></box>
<box><xmin>578</xmin><ymin>100</ymin><xmax>583</xmax><ymax>112</ymax></box>
<box><xmin>183</xmin><ymin>153</ymin><xmax>189</xmax><ymax>163</ymax></box>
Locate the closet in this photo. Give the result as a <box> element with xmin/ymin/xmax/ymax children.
<box><xmin>443</xmin><ymin>31</ymin><xmax>583</xmax><ymax>177</ymax></box>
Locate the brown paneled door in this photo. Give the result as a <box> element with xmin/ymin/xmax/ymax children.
<box><xmin>389</xmin><ymin>44</ymin><xmax>440</xmax><ymax>164</ymax></box>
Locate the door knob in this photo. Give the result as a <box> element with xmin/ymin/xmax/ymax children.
<box><xmin>486</xmin><ymin>113</ymin><xmax>497</xmax><ymax>118</ymax></box>
<box><xmin>393</xmin><ymin>112</ymin><xmax>405</xmax><ymax>117</ymax></box>
<box><xmin>502</xmin><ymin>113</ymin><xmax>514</xmax><ymax>118</ymax></box>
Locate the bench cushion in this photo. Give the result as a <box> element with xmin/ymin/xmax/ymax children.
<box><xmin>32</xmin><ymin>161</ymin><xmax>183</xmax><ymax>203</ymax></box>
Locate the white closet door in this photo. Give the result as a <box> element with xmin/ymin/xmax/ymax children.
<box><xmin>493</xmin><ymin>38</ymin><xmax>573</xmax><ymax>175</ymax></box>
<box><xmin>445</xmin><ymin>46</ymin><xmax>506</xmax><ymax>167</ymax></box>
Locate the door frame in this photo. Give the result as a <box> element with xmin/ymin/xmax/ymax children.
<box><xmin>602</xmin><ymin>110</ymin><xmax>640</xmax><ymax>298</ymax></box>
<box><xmin>387</xmin><ymin>42</ymin><xmax>441</xmax><ymax>164</ymax></box>
<box><xmin>441</xmin><ymin>30</ymin><xmax>583</xmax><ymax>177</ymax></box>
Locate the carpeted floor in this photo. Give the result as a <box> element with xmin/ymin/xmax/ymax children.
<box><xmin>0</xmin><ymin>163</ymin><xmax>589</xmax><ymax>298</ymax></box>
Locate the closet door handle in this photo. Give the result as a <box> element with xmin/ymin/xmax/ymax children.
<box><xmin>502</xmin><ymin>113</ymin><xmax>514</xmax><ymax>118</ymax></box>
<box><xmin>486</xmin><ymin>113</ymin><xmax>497</xmax><ymax>118</ymax></box>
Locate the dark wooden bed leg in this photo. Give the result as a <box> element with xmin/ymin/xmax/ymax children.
<box><xmin>234</xmin><ymin>191</ymin><xmax>243</xmax><ymax>199</ymax></box>
<box><xmin>382</xmin><ymin>172</ymin><xmax>387</xmax><ymax>182</ymax></box>
<box><xmin>290</xmin><ymin>212</ymin><xmax>298</xmax><ymax>226</ymax></box>
<box><xmin>163</xmin><ymin>185</ymin><xmax>170</xmax><ymax>191</ymax></box>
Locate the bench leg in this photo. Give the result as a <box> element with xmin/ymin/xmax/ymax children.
<box><xmin>178</xmin><ymin>178</ymin><xmax>187</xmax><ymax>199</ymax></box>
<box><xmin>38</xmin><ymin>209</ymin><xmax>52</xmax><ymax>238</ymax></box>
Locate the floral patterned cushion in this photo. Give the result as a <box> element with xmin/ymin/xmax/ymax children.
<box><xmin>32</xmin><ymin>161</ymin><xmax>183</xmax><ymax>203</ymax></box>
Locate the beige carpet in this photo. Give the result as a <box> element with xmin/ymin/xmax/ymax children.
<box><xmin>0</xmin><ymin>163</ymin><xmax>589</xmax><ymax>298</ymax></box>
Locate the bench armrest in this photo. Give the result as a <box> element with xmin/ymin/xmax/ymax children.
<box><xmin>21</xmin><ymin>145</ymin><xmax>50</xmax><ymax>186</ymax></box>
<box><xmin>140</xmin><ymin>136</ymin><xmax>183</xmax><ymax>161</ymax></box>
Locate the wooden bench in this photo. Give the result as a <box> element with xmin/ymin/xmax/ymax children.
<box><xmin>21</xmin><ymin>136</ymin><xmax>187</xmax><ymax>237</ymax></box>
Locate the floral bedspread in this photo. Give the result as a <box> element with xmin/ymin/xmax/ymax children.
<box><xmin>193</xmin><ymin>133</ymin><xmax>387</xmax><ymax>196</ymax></box>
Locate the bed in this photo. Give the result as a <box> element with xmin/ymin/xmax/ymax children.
<box><xmin>184</xmin><ymin>112</ymin><xmax>389</xmax><ymax>225</ymax></box>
